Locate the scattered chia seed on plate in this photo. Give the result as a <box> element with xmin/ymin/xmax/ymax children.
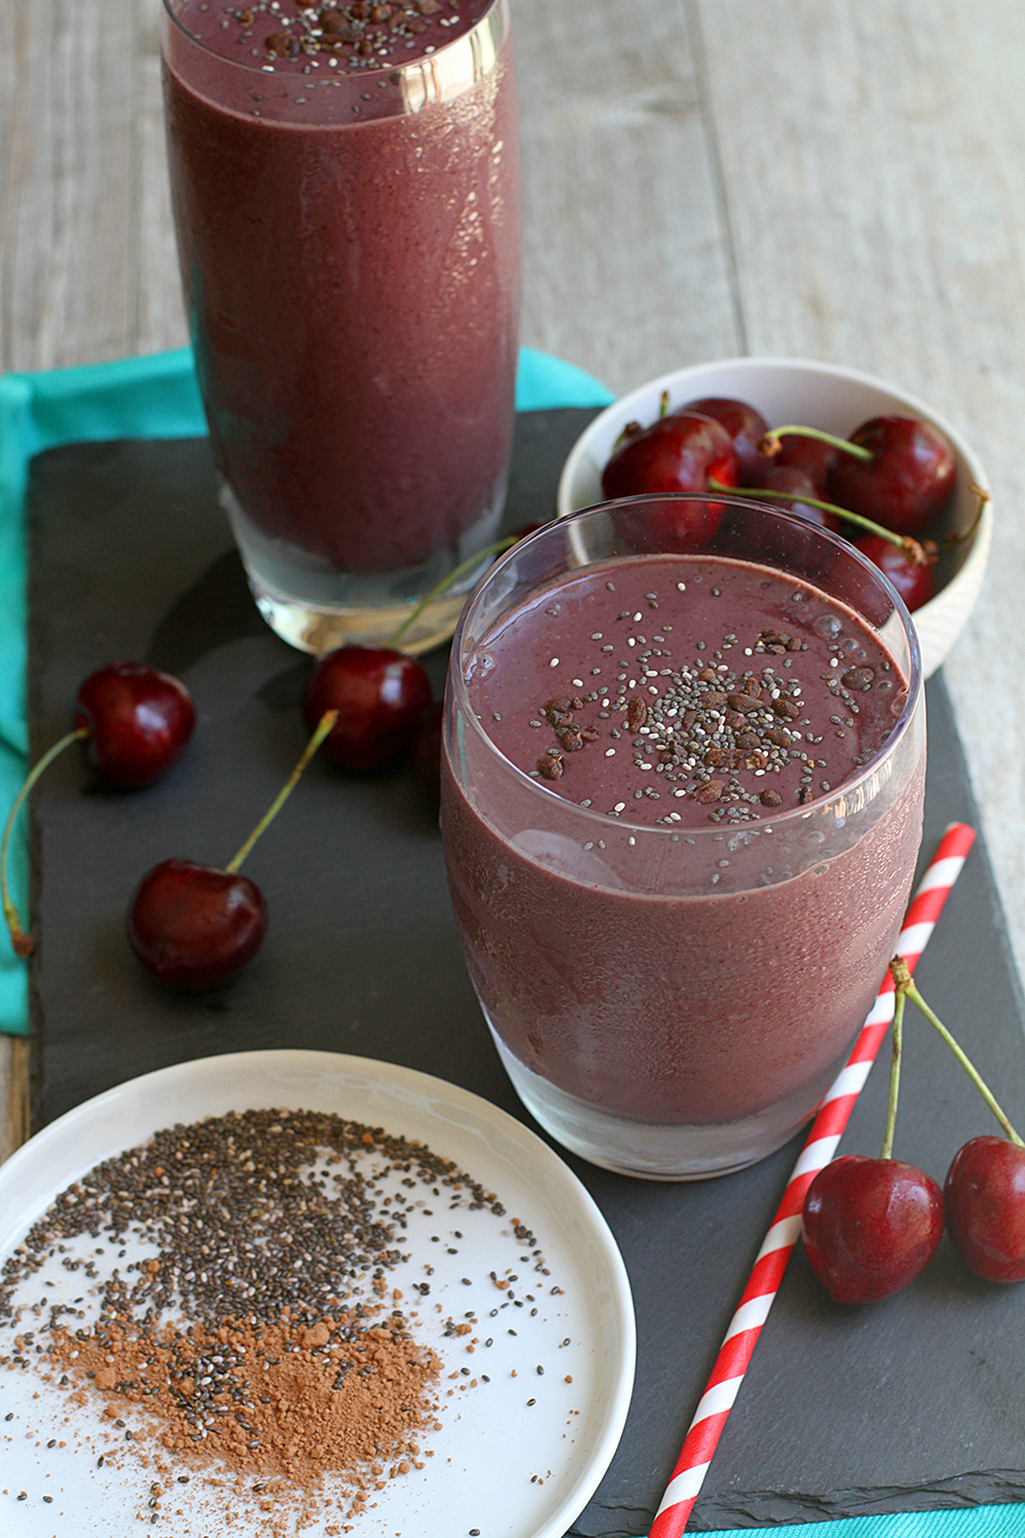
<box><xmin>0</xmin><ymin>1106</ymin><xmax>563</xmax><ymax>1531</ymax></box>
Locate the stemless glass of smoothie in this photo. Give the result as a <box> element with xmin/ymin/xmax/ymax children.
<box><xmin>161</xmin><ymin>0</ymin><xmax>521</xmax><ymax>655</ymax></box>
<box><xmin>441</xmin><ymin>495</ymin><xmax>925</xmax><ymax>1179</ymax></box>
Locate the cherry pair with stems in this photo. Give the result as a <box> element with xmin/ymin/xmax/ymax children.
<box><xmin>0</xmin><ymin>661</ymin><xmax>345</xmax><ymax>990</ymax></box>
<box><xmin>803</xmin><ymin>956</ymin><xmax>1025</xmax><ymax>1300</ymax></box>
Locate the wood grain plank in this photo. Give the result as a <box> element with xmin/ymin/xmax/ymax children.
<box><xmin>0</xmin><ymin>0</ymin><xmax>187</xmax><ymax>370</ymax></box>
<box><xmin>514</xmin><ymin>0</ymin><xmax>739</xmax><ymax>392</ymax></box>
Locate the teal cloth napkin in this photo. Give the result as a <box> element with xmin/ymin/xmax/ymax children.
<box><xmin>1</xmin><ymin>347</ymin><xmax>1021</xmax><ymax>1538</ymax></box>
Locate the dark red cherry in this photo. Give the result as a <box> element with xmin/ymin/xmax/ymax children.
<box><xmin>2</xmin><ymin>661</ymin><xmax>196</xmax><ymax>957</ymax></box>
<box><xmin>773</xmin><ymin>433</ymin><xmax>840</xmax><ymax>495</ymax></box>
<box><xmin>601</xmin><ymin>413</ymin><xmax>738</xmax><ymax>553</ymax></box>
<box><xmin>855</xmin><ymin>534</ymin><xmax>936</xmax><ymax>613</ymax></box>
<box><xmin>681</xmin><ymin>396</ymin><xmax>769</xmax><ymax>485</ymax></box>
<box><xmin>74</xmin><ymin>662</ymin><xmax>195</xmax><ymax>789</ymax></box>
<box><xmin>601</xmin><ymin>411</ymin><xmax>739</xmax><ymax>502</ymax></box>
<box><xmin>748</xmin><ymin>464</ymin><xmax>842</xmax><ymax>534</ymax></box>
<box><xmin>303</xmin><ymin>646</ymin><xmax>433</xmax><ymax>771</ymax></box>
<box><xmin>944</xmin><ymin>1136</ymin><xmax>1025</xmax><ymax>1283</ymax></box>
<box><xmin>802</xmin><ymin>1154</ymin><xmax>944</xmax><ymax>1303</ymax></box>
<box><xmin>127</xmin><ymin>859</ymin><xmax>267</xmax><ymax>991</ymax></box>
<box><xmin>828</xmin><ymin>415</ymin><xmax>956</xmax><ymax>535</ymax></box>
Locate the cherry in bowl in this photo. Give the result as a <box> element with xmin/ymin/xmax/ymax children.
<box><xmin>681</xmin><ymin>395</ymin><xmax>770</xmax><ymax>485</ymax></box>
<box><xmin>828</xmin><ymin>415</ymin><xmax>956</xmax><ymax>536</ymax></box>
<box><xmin>600</xmin><ymin>411</ymin><xmax>738</xmax><ymax>550</ymax></box>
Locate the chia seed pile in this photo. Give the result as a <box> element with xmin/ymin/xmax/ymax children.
<box><xmin>533</xmin><ymin>627</ymin><xmax>880</xmax><ymax>823</ymax></box>
<box><xmin>0</xmin><ymin>1107</ymin><xmax>558</xmax><ymax>1531</ymax></box>
<box><xmin>195</xmin><ymin>1</ymin><xmax>483</xmax><ymax>71</ymax></box>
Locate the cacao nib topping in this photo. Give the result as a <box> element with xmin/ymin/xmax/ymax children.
<box><xmin>692</xmin><ymin>779</ymin><xmax>724</xmax><ymax>804</ymax></box>
<box><xmin>626</xmin><ymin>698</ymin><xmax>648</xmax><ymax>731</ymax></box>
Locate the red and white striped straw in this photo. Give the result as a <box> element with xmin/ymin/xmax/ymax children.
<box><xmin>648</xmin><ymin>821</ymin><xmax>976</xmax><ymax>1538</ymax></box>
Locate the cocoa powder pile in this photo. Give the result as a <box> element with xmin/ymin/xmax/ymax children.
<box><xmin>0</xmin><ymin>1107</ymin><xmax>514</xmax><ymax>1526</ymax></box>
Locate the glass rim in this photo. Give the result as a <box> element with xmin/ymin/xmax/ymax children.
<box><xmin>449</xmin><ymin>493</ymin><xmax>924</xmax><ymax>841</ymax></box>
<box><xmin>160</xmin><ymin>0</ymin><xmax>509</xmax><ymax>86</ymax></box>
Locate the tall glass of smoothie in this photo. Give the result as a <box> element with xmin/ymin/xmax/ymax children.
<box><xmin>161</xmin><ymin>1</ymin><xmax>521</xmax><ymax>655</ymax></box>
<box><xmin>441</xmin><ymin>495</ymin><xmax>925</xmax><ymax>1178</ymax></box>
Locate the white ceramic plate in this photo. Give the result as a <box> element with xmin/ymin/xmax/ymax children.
<box><xmin>0</xmin><ymin>1050</ymin><xmax>635</xmax><ymax>1538</ymax></box>
<box><xmin>556</xmin><ymin>355</ymin><xmax>992</xmax><ymax>679</ymax></box>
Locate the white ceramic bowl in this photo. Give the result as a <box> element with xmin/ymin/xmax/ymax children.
<box><xmin>556</xmin><ymin>356</ymin><xmax>991</xmax><ymax>679</ymax></box>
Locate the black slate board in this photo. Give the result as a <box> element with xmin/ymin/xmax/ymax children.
<box><xmin>23</xmin><ymin>415</ymin><xmax>1025</xmax><ymax>1535</ymax></box>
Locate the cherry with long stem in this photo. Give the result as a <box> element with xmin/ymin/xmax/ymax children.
<box><xmin>800</xmin><ymin>962</ymin><xmax>945</xmax><ymax>1304</ymax></box>
<box><xmin>889</xmin><ymin>957</ymin><xmax>1025</xmax><ymax>1282</ymax></box>
<box><xmin>769</xmin><ymin>417</ymin><xmax>956</xmax><ymax>535</ymax></box>
<box><xmin>305</xmin><ymin>530</ymin><xmax>537</xmax><ymax>776</ymax></box>
<box><xmin>128</xmin><ymin>709</ymin><xmax>338</xmax><ymax>991</ymax></box>
<box><xmin>889</xmin><ymin>956</ymin><xmax>1024</xmax><ymax>1145</ymax></box>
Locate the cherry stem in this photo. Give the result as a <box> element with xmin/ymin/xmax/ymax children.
<box><xmin>1</xmin><ymin>726</ymin><xmax>90</xmax><ymax>958</ymax></box>
<box><xmin>387</xmin><ymin>536</ymin><xmax>519</xmax><ymax>650</ymax></box>
<box><xmin>759</xmin><ymin>424</ymin><xmax>874</xmax><ymax>463</ymax></box>
<box><xmin>881</xmin><ymin>985</ymin><xmax>905</xmax><ymax>1161</ymax></box>
<box><xmin>708</xmin><ymin>479</ymin><xmax>931</xmax><ymax>566</ymax></box>
<box><xmin>225</xmin><ymin>709</ymin><xmax>338</xmax><ymax>875</ymax></box>
<box><xmin>889</xmin><ymin>956</ymin><xmax>1025</xmax><ymax>1146</ymax></box>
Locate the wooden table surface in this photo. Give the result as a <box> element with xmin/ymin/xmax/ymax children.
<box><xmin>2</xmin><ymin>0</ymin><xmax>1024</xmax><ymax>1164</ymax></box>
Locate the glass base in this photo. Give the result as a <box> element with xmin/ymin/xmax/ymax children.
<box><xmin>489</xmin><ymin>1027</ymin><xmax>845</xmax><ymax>1181</ymax></box>
<box><xmin>219</xmin><ymin>477</ymin><xmax>501</xmax><ymax>657</ymax></box>
<box><xmin>247</xmin><ymin>581</ymin><xmax>472</xmax><ymax>658</ymax></box>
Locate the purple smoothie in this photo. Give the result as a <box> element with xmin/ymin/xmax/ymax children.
<box><xmin>442</xmin><ymin>550</ymin><xmax>924</xmax><ymax>1133</ymax></box>
<box><xmin>162</xmin><ymin>1</ymin><xmax>520</xmax><ymax>576</ymax></box>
